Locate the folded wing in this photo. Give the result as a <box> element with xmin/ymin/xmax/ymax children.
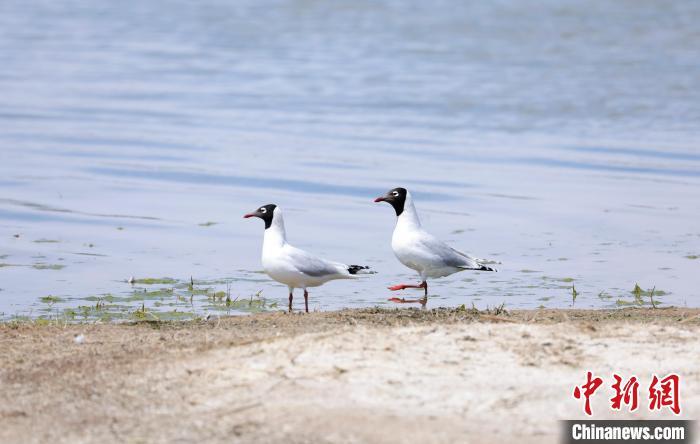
<box><xmin>415</xmin><ymin>232</ymin><xmax>489</xmax><ymax>270</ymax></box>
<box><xmin>284</xmin><ymin>245</ymin><xmax>345</xmax><ymax>278</ymax></box>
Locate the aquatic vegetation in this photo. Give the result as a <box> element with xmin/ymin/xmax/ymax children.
<box><xmin>632</xmin><ymin>284</ymin><xmax>645</xmax><ymax>305</ymax></box>
<box><xmin>597</xmin><ymin>291</ymin><xmax>612</xmax><ymax>300</ymax></box>
<box><xmin>151</xmin><ymin>310</ymin><xmax>198</xmax><ymax>321</ymax></box>
<box><xmin>40</xmin><ymin>295</ymin><xmax>64</xmax><ymax>304</ymax></box>
<box><xmin>84</xmin><ymin>294</ymin><xmax>125</xmax><ymax>303</ymax></box>
<box><xmin>132</xmin><ymin>303</ymin><xmax>149</xmax><ymax>320</ymax></box>
<box><xmin>131</xmin><ymin>277</ymin><xmax>178</xmax><ymax>285</ymax></box>
<box><xmin>204</xmin><ymin>289</ymin><xmax>273</xmax><ymax>313</ymax></box>
<box><xmin>11</xmin><ymin>278</ymin><xmax>276</xmax><ymax>323</ymax></box>
<box><xmin>607</xmin><ymin>284</ymin><xmax>668</xmax><ymax>308</ymax></box>
<box><xmin>631</xmin><ymin>284</ymin><xmax>663</xmax><ymax>308</ymax></box>
<box><xmin>649</xmin><ymin>287</ymin><xmax>658</xmax><ymax>309</ymax></box>
<box><xmin>6</xmin><ymin>265</ymin><xmax>678</xmax><ymax>324</ymax></box>
<box><xmin>33</xmin><ymin>264</ymin><xmax>65</xmax><ymax>270</ymax></box>
<box><xmin>478</xmin><ymin>303</ymin><xmax>508</xmax><ymax>316</ymax></box>
<box><xmin>33</xmin><ymin>239</ymin><xmax>59</xmax><ymax>243</ymax></box>
<box><xmin>198</xmin><ymin>221</ymin><xmax>217</xmax><ymax>227</ymax></box>
<box><xmin>631</xmin><ymin>283</ymin><xmax>666</xmax><ymax>298</ymax></box>
<box><xmin>632</xmin><ymin>283</ymin><xmax>643</xmax><ymax>295</ymax></box>
<box><xmin>455</xmin><ymin>302</ymin><xmax>480</xmax><ymax>314</ymax></box>
<box><xmin>540</xmin><ymin>276</ymin><xmax>576</xmax><ymax>284</ymax></box>
<box><xmin>63</xmin><ymin>308</ymin><xmax>78</xmax><ymax>319</ymax></box>
<box><xmin>74</xmin><ymin>299</ymin><xmax>129</xmax><ymax>321</ymax></box>
<box><xmin>686</xmin><ymin>255</ymin><xmax>699</xmax><ymax>260</ymax></box>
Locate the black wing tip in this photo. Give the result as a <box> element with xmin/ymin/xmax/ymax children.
<box><xmin>348</xmin><ymin>265</ymin><xmax>371</xmax><ymax>275</ymax></box>
<box><xmin>479</xmin><ymin>265</ymin><xmax>496</xmax><ymax>272</ymax></box>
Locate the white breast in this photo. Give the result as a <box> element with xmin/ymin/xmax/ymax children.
<box><xmin>262</xmin><ymin>252</ymin><xmax>309</xmax><ymax>289</ymax></box>
<box><xmin>259</xmin><ymin>208</ymin><xmax>350</xmax><ymax>289</ymax></box>
<box><xmin>390</xmin><ymin>195</ymin><xmax>477</xmax><ymax>279</ymax></box>
<box><xmin>392</xmin><ymin>227</ymin><xmax>459</xmax><ymax>277</ymax></box>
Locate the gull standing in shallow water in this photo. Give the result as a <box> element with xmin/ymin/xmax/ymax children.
<box><xmin>374</xmin><ymin>187</ymin><xmax>495</xmax><ymax>304</ymax></box>
<box><xmin>244</xmin><ymin>204</ymin><xmax>373</xmax><ymax>313</ymax></box>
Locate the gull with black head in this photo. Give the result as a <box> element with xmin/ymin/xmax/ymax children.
<box><xmin>374</xmin><ymin>188</ymin><xmax>495</xmax><ymax>304</ymax></box>
<box><xmin>244</xmin><ymin>204</ymin><xmax>373</xmax><ymax>313</ymax></box>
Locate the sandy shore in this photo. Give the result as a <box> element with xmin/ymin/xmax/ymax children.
<box><xmin>1</xmin><ymin>307</ymin><xmax>699</xmax><ymax>443</ymax></box>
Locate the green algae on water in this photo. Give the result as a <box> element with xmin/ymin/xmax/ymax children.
<box><xmin>131</xmin><ymin>278</ymin><xmax>177</xmax><ymax>285</ymax></box>
<box><xmin>40</xmin><ymin>295</ymin><xmax>64</xmax><ymax>304</ymax></box>
<box><xmin>33</xmin><ymin>264</ymin><xmax>65</xmax><ymax>270</ymax></box>
<box><xmin>13</xmin><ymin>276</ymin><xmax>275</xmax><ymax>323</ymax></box>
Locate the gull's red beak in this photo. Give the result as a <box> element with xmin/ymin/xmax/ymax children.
<box><xmin>243</xmin><ymin>213</ymin><xmax>255</xmax><ymax>218</ymax></box>
<box><xmin>374</xmin><ymin>196</ymin><xmax>386</xmax><ymax>203</ymax></box>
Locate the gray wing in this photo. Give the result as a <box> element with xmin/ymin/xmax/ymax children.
<box><xmin>416</xmin><ymin>233</ymin><xmax>481</xmax><ymax>269</ymax></box>
<box><xmin>286</xmin><ymin>246</ymin><xmax>344</xmax><ymax>277</ymax></box>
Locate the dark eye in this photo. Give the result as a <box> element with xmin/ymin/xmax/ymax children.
<box><xmin>260</xmin><ymin>207</ymin><xmax>267</xmax><ymax>213</ymax></box>
<box><xmin>392</xmin><ymin>191</ymin><xmax>399</xmax><ymax>197</ymax></box>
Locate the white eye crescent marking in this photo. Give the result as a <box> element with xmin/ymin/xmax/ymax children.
<box><xmin>392</xmin><ymin>191</ymin><xmax>399</xmax><ymax>197</ymax></box>
<box><xmin>260</xmin><ymin>207</ymin><xmax>267</xmax><ymax>213</ymax></box>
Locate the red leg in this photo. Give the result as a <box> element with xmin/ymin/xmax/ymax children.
<box><xmin>388</xmin><ymin>281</ymin><xmax>428</xmax><ymax>304</ymax></box>
<box><xmin>388</xmin><ymin>295</ymin><xmax>428</xmax><ymax>306</ymax></box>
<box><xmin>304</xmin><ymin>289</ymin><xmax>309</xmax><ymax>313</ymax></box>
<box><xmin>389</xmin><ymin>283</ymin><xmax>422</xmax><ymax>291</ymax></box>
<box><xmin>288</xmin><ymin>292</ymin><xmax>293</xmax><ymax>313</ymax></box>
<box><xmin>388</xmin><ymin>281</ymin><xmax>427</xmax><ymax>293</ymax></box>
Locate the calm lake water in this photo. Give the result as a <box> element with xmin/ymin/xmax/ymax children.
<box><xmin>1</xmin><ymin>0</ymin><xmax>699</xmax><ymax>320</ymax></box>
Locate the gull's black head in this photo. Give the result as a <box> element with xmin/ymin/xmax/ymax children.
<box><xmin>244</xmin><ymin>204</ymin><xmax>277</xmax><ymax>229</ymax></box>
<box><xmin>374</xmin><ymin>187</ymin><xmax>407</xmax><ymax>216</ymax></box>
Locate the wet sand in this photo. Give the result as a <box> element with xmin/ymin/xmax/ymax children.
<box><xmin>1</xmin><ymin>307</ymin><xmax>699</xmax><ymax>443</ymax></box>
